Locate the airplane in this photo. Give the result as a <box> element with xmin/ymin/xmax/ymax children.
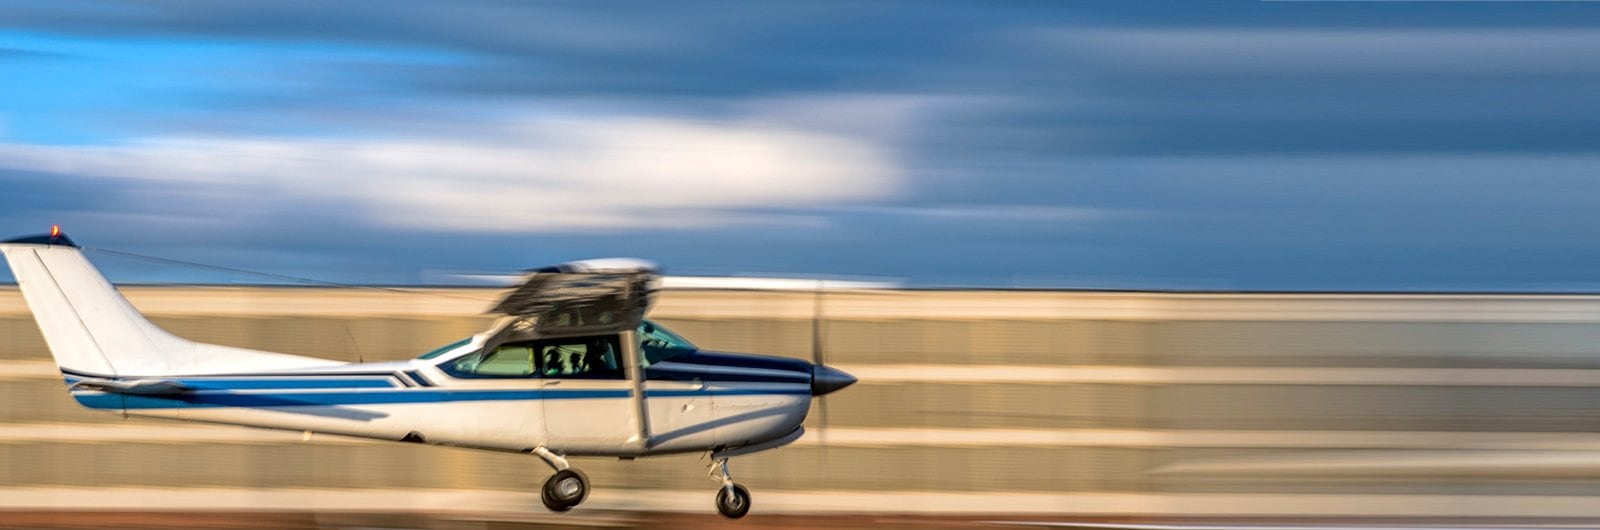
<box><xmin>0</xmin><ymin>228</ymin><xmax>858</xmax><ymax>519</ymax></box>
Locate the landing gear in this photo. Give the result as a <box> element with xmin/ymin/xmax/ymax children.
<box><xmin>533</xmin><ymin>447</ymin><xmax>589</xmax><ymax>512</ymax></box>
<box><xmin>541</xmin><ymin>468</ymin><xmax>589</xmax><ymax>512</ymax></box>
<box><xmin>716</xmin><ymin>483</ymin><xmax>751</xmax><ymax>519</ymax></box>
<box><xmin>709</xmin><ymin>457</ymin><xmax>751</xmax><ymax>519</ymax></box>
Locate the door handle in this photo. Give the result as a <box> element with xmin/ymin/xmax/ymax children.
<box><xmin>546</xmin><ymin>380</ymin><xmax>561</xmax><ymax>386</ymax></box>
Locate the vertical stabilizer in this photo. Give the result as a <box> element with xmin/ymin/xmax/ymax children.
<box><xmin>0</xmin><ymin>230</ymin><xmax>336</xmax><ymax>377</ymax></box>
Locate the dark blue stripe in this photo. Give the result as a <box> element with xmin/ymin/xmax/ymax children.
<box><xmin>3</xmin><ymin>232</ymin><xmax>78</xmax><ymax>248</ymax></box>
<box><xmin>645</xmin><ymin>368</ymin><xmax>809</xmax><ymax>384</ymax></box>
<box><xmin>646</xmin><ymin>388</ymin><xmax>810</xmax><ymax>398</ymax></box>
<box><xmin>672</xmin><ymin>352</ymin><xmax>813</xmax><ymax>374</ymax></box>
<box><xmin>405</xmin><ymin>370</ymin><xmax>435</xmax><ymax>387</ymax></box>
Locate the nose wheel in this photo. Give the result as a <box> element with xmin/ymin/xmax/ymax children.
<box><xmin>716</xmin><ymin>482</ymin><xmax>751</xmax><ymax>519</ymax></box>
<box><xmin>709</xmin><ymin>457</ymin><xmax>751</xmax><ymax>519</ymax></box>
<box><xmin>534</xmin><ymin>447</ymin><xmax>589</xmax><ymax>512</ymax></box>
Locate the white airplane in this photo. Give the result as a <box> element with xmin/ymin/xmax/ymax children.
<box><xmin>0</xmin><ymin>228</ymin><xmax>857</xmax><ymax>519</ymax></box>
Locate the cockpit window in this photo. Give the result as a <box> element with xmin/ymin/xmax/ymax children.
<box><xmin>417</xmin><ymin>338</ymin><xmax>472</xmax><ymax>360</ymax></box>
<box><xmin>639</xmin><ymin>320</ymin><xmax>696</xmax><ymax>366</ymax></box>
<box><xmin>443</xmin><ymin>334</ymin><xmax>625</xmax><ymax>379</ymax></box>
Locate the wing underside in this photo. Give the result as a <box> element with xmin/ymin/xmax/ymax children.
<box><xmin>69</xmin><ymin>378</ymin><xmax>189</xmax><ymax>395</ymax></box>
<box><xmin>489</xmin><ymin>258</ymin><xmax>658</xmax><ymax>337</ymax></box>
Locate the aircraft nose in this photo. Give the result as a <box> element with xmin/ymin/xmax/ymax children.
<box><xmin>810</xmin><ymin>364</ymin><xmax>857</xmax><ymax>396</ymax></box>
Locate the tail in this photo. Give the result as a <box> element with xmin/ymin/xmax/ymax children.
<box><xmin>0</xmin><ymin>230</ymin><xmax>336</xmax><ymax>377</ymax></box>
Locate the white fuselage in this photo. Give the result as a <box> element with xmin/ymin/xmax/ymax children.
<box><xmin>3</xmin><ymin>237</ymin><xmax>825</xmax><ymax>460</ymax></box>
<box><xmin>65</xmin><ymin>344</ymin><xmax>814</xmax><ymax>457</ymax></box>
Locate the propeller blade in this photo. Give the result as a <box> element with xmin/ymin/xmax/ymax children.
<box><xmin>812</xmin><ymin>282</ymin><xmax>825</xmax><ymax>366</ymax></box>
<box><xmin>818</xmin><ymin>393</ymin><xmax>831</xmax><ymax>464</ymax></box>
<box><xmin>812</xmin><ymin>282</ymin><xmax>828</xmax><ymax>461</ymax></box>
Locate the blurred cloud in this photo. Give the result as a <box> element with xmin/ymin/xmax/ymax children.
<box><xmin>1051</xmin><ymin>28</ymin><xmax>1600</xmax><ymax>75</ymax></box>
<box><xmin>6</xmin><ymin>1</ymin><xmax>1600</xmax><ymax>288</ymax></box>
<box><xmin>0</xmin><ymin>47</ymin><xmax>69</xmax><ymax>60</ymax></box>
<box><xmin>0</xmin><ymin>109</ymin><xmax>904</xmax><ymax>233</ymax></box>
<box><xmin>854</xmin><ymin>205</ymin><xmax>1118</xmax><ymax>224</ymax></box>
<box><xmin>0</xmin><ymin>0</ymin><xmax>708</xmax><ymax>55</ymax></box>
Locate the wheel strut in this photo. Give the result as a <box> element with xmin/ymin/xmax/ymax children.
<box><xmin>709</xmin><ymin>456</ymin><xmax>751</xmax><ymax>519</ymax></box>
<box><xmin>710</xmin><ymin>458</ymin><xmax>733</xmax><ymax>489</ymax></box>
<box><xmin>532</xmin><ymin>446</ymin><xmax>571</xmax><ymax>471</ymax></box>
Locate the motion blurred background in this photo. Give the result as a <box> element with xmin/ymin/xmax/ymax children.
<box><xmin>7</xmin><ymin>0</ymin><xmax>1600</xmax><ymax>527</ymax></box>
<box><xmin>6</xmin><ymin>286</ymin><xmax>1600</xmax><ymax>526</ymax></box>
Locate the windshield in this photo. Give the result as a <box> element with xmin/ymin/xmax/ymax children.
<box><xmin>417</xmin><ymin>337</ymin><xmax>472</xmax><ymax>360</ymax></box>
<box><xmin>639</xmin><ymin>320</ymin><xmax>696</xmax><ymax>366</ymax></box>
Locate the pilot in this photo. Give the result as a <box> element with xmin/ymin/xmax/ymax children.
<box><xmin>543</xmin><ymin>347</ymin><xmax>563</xmax><ymax>376</ymax></box>
<box><xmin>588</xmin><ymin>338</ymin><xmax>621</xmax><ymax>376</ymax></box>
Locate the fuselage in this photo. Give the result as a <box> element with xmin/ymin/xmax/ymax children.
<box><xmin>60</xmin><ymin>324</ymin><xmax>826</xmax><ymax>457</ymax></box>
<box><xmin>0</xmin><ymin>234</ymin><xmax>854</xmax><ymax>463</ymax></box>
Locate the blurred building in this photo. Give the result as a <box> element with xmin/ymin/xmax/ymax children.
<box><xmin>1</xmin><ymin>286</ymin><xmax>1599</xmax><ymax>516</ymax></box>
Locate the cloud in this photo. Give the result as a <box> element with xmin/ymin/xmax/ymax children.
<box><xmin>0</xmin><ymin>0</ymin><xmax>706</xmax><ymax>55</ymax></box>
<box><xmin>0</xmin><ymin>111</ymin><xmax>903</xmax><ymax>233</ymax></box>
<box><xmin>852</xmin><ymin>205</ymin><xmax>1118</xmax><ymax>224</ymax></box>
<box><xmin>1046</xmin><ymin>28</ymin><xmax>1600</xmax><ymax>75</ymax></box>
<box><xmin>0</xmin><ymin>47</ymin><xmax>71</xmax><ymax>61</ymax></box>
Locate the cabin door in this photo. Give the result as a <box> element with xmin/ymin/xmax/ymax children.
<box><xmin>539</xmin><ymin>333</ymin><xmax>637</xmax><ymax>448</ymax></box>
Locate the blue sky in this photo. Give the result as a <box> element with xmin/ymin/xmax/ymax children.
<box><xmin>5</xmin><ymin>1</ymin><xmax>1600</xmax><ymax>290</ymax></box>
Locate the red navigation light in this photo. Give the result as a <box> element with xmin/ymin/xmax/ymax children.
<box><xmin>50</xmin><ymin>225</ymin><xmax>60</xmax><ymax>238</ymax></box>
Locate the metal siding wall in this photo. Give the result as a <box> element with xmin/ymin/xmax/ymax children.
<box><xmin>2</xmin><ymin>286</ymin><xmax>1600</xmax><ymax>515</ymax></box>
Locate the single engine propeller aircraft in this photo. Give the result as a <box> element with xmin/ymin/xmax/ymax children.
<box><xmin>0</xmin><ymin>228</ymin><xmax>857</xmax><ymax>519</ymax></box>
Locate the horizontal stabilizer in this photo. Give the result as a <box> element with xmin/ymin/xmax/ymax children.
<box><xmin>69</xmin><ymin>378</ymin><xmax>189</xmax><ymax>395</ymax></box>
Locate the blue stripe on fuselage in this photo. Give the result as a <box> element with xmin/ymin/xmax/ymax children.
<box><xmin>645</xmin><ymin>388</ymin><xmax>809</xmax><ymax>398</ymax></box>
<box><xmin>645</xmin><ymin>367</ymin><xmax>809</xmax><ymax>384</ymax></box>
<box><xmin>75</xmin><ymin>388</ymin><xmax>631</xmax><ymax>410</ymax></box>
<box><xmin>405</xmin><ymin>370</ymin><xmax>435</xmax><ymax>387</ymax></box>
<box><xmin>63</xmin><ymin>376</ymin><xmax>397</xmax><ymax>390</ymax></box>
<box><xmin>645</xmin><ymin>352</ymin><xmax>813</xmax><ymax>384</ymax></box>
<box><xmin>670</xmin><ymin>352</ymin><xmax>813</xmax><ymax>373</ymax></box>
<box><xmin>69</xmin><ymin>387</ymin><xmax>810</xmax><ymax>410</ymax></box>
<box><xmin>180</xmin><ymin>378</ymin><xmax>398</xmax><ymax>390</ymax></box>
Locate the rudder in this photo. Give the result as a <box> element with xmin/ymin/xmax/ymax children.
<box><xmin>0</xmin><ymin>230</ymin><xmax>335</xmax><ymax>377</ymax></box>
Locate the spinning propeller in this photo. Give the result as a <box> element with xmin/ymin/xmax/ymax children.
<box><xmin>808</xmin><ymin>281</ymin><xmax>864</xmax><ymax>470</ymax></box>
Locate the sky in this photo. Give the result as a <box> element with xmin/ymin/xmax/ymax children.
<box><xmin>4</xmin><ymin>1</ymin><xmax>1600</xmax><ymax>290</ymax></box>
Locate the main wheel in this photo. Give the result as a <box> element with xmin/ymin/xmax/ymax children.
<box><xmin>715</xmin><ymin>483</ymin><xmax>751</xmax><ymax>519</ymax></box>
<box><xmin>541</xmin><ymin>468</ymin><xmax>589</xmax><ymax>512</ymax></box>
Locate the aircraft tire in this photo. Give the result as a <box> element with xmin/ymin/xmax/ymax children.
<box><xmin>541</xmin><ymin>468</ymin><xmax>589</xmax><ymax>512</ymax></box>
<box><xmin>715</xmin><ymin>483</ymin><xmax>751</xmax><ymax>519</ymax></box>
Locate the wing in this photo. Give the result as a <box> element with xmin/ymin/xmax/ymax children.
<box><xmin>489</xmin><ymin>258</ymin><xmax>658</xmax><ymax>337</ymax></box>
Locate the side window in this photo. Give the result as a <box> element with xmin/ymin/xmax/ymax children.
<box><xmin>451</xmin><ymin>343</ymin><xmax>536</xmax><ymax>377</ymax></box>
<box><xmin>542</xmin><ymin>335</ymin><xmax>625</xmax><ymax>379</ymax></box>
